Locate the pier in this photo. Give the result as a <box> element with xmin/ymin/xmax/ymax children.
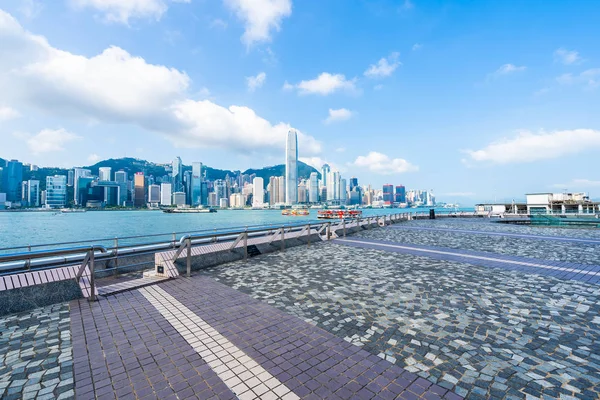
<box><xmin>1</xmin><ymin>215</ymin><xmax>599</xmax><ymax>399</ymax></box>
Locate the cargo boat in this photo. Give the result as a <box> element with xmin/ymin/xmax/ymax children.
<box><xmin>317</xmin><ymin>210</ymin><xmax>362</xmax><ymax>219</ymax></box>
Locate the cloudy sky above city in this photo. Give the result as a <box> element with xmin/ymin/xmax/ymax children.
<box><xmin>0</xmin><ymin>0</ymin><xmax>599</xmax><ymax>202</ymax></box>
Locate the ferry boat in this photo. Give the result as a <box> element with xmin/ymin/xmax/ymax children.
<box><xmin>60</xmin><ymin>208</ymin><xmax>86</xmax><ymax>213</ymax></box>
<box><xmin>282</xmin><ymin>205</ymin><xmax>310</xmax><ymax>216</ymax></box>
<box><xmin>317</xmin><ymin>209</ymin><xmax>362</xmax><ymax>219</ymax></box>
<box><xmin>162</xmin><ymin>207</ymin><xmax>216</xmax><ymax>214</ymax></box>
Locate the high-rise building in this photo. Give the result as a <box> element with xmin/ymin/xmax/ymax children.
<box><xmin>46</xmin><ymin>175</ymin><xmax>67</xmax><ymax>209</ymax></box>
<box><xmin>340</xmin><ymin>178</ymin><xmax>347</xmax><ymax>204</ymax></box>
<box><xmin>2</xmin><ymin>160</ymin><xmax>23</xmax><ymax>203</ymax></box>
<box><xmin>172</xmin><ymin>192</ymin><xmax>186</xmax><ymax>206</ymax></box>
<box><xmin>208</xmin><ymin>192</ymin><xmax>218</xmax><ymax>207</ymax></box>
<box><xmin>22</xmin><ymin>180</ymin><xmax>40</xmax><ymax>207</ymax></box>
<box><xmin>321</xmin><ymin>164</ymin><xmax>330</xmax><ymax>189</ymax></box>
<box><xmin>285</xmin><ymin>129</ymin><xmax>298</xmax><ymax>205</ymax></box>
<box><xmin>99</xmin><ymin>167</ymin><xmax>112</xmax><ymax>181</ymax></box>
<box><xmin>73</xmin><ymin>168</ymin><xmax>91</xmax><ymax>205</ymax></box>
<box><xmin>298</xmin><ymin>181</ymin><xmax>307</xmax><ymax>204</ymax></box>
<box><xmin>383</xmin><ymin>184</ymin><xmax>394</xmax><ymax>204</ymax></box>
<box><xmin>191</xmin><ymin>162</ymin><xmax>202</xmax><ymax>206</ymax></box>
<box><xmin>268</xmin><ymin>176</ymin><xmax>285</xmax><ymax>205</ymax></box>
<box><xmin>252</xmin><ymin>177</ymin><xmax>264</xmax><ymax>207</ymax></box>
<box><xmin>148</xmin><ymin>184</ymin><xmax>161</xmax><ymax>204</ymax></box>
<box><xmin>114</xmin><ymin>170</ymin><xmax>127</xmax><ymax>183</ymax></box>
<box><xmin>160</xmin><ymin>183</ymin><xmax>172</xmax><ymax>205</ymax></box>
<box><xmin>229</xmin><ymin>193</ymin><xmax>244</xmax><ymax>208</ymax></box>
<box><xmin>172</xmin><ymin>157</ymin><xmax>183</xmax><ymax>193</ymax></box>
<box><xmin>349</xmin><ymin>177</ymin><xmax>358</xmax><ymax>191</ymax></box>
<box><xmin>395</xmin><ymin>185</ymin><xmax>406</xmax><ymax>203</ymax></box>
<box><xmin>67</xmin><ymin>170</ymin><xmax>74</xmax><ymax>186</ymax></box>
<box><xmin>309</xmin><ymin>172</ymin><xmax>319</xmax><ymax>203</ymax></box>
<box><xmin>134</xmin><ymin>172</ymin><xmax>145</xmax><ymax>207</ymax></box>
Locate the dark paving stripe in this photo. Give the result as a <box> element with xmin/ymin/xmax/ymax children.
<box><xmin>335</xmin><ymin>237</ymin><xmax>600</xmax><ymax>284</ymax></box>
<box><xmin>159</xmin><ymin>276</ymin><xmax>462</xmax><ymax>400</ymax></box>
<box><xmin>390</xmin><ymin>225</ymin><xmax>600</xmax><ymax>245</ymax></box>
<box><xmin>70</xmin><ymin>291</ymin><xmax>237</xmax><ymax>400</ymax></box>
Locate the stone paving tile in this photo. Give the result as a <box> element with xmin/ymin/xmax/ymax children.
<box><xmin>366</xmin><ymin>219</ymin><xmax>600</xmax><ymax>266</ymax></box>
<box><xmin>201</xmin><ymin>236</ymin><xmax>600</xmax><ymax>399</ymax></box>
<box><xmin>70</xmin><ymin>290</ymin><xmax>238</xmax><ymax>400</ymax></box>
<box><xmin>0</xmin><ymin>303</ymin><xmax>74</xmax><ymax>400</ymax></box>
<box><xmin>159</xmin><ymin>276</ymin><xmax>459</xmax><ymax>399</ymax></box>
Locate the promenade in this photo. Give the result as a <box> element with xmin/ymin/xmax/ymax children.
<box><xmin>2</xmin><ymin>219</ymin><xmax>600</xmax><ymax>399</ymax></box>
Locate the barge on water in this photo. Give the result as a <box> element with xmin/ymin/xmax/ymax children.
<box><xmin>162</xmin><ymin>208</ymin><xmax>217</xmax><ymax>214</ymax></box>
<box><xmin>317</xmin><ymin>209</ymin><xmax>362</xmax><ymax>219</ymax></box>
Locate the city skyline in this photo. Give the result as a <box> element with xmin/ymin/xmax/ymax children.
<box><xmin>0</xmin><ymin>2</ymin><xmax>599</xmax><ymax>202</ymax></box>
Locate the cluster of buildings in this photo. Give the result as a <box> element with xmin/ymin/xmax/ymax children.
<box><xmin>0</xmin><ymin>130</ymin><xmax>436</xmax><ymax>210</ymax></box>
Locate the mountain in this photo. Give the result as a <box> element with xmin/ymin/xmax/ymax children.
<box><xmin>244</xmin><ymin>161</ymin><xmax>320</xmax><ymax>182</ymax></box>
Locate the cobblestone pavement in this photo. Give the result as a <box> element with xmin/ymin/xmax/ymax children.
<box><xmin>202</xmin><ymin>238</ymin><xmax>600</xmax><ymax>399</ymax></box>
<box><xmin>354</xmin><ymin>220</ymin><xmax>600</xmax><ymax>266</ymax></box>
<box><xmin>0</xmin><ymin>303</ymin><xmax>74</xmax><ymax>400</ymax></box>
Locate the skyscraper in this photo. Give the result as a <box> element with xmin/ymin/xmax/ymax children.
<box><xmin>46</xmin><ymin>175</ymin><xmax>67</xmax><ymax>209</ymax></box>
<box><xmin>321</xmin><ymin>164</ymin><xmax>330</xmax><ymax>189</ymax></box>
<box><xmin>148</xmin><ymin>184</ymin><xmax>161</xmax><ymax>204</ymax></box>
<box><xmin>172</xmin><ymin>157</ymin><xmax>183</xmax><ymax>192</ymax></box>
<box><xmin>160</xmin><ymin>183</ymin><xmax>172</xmax><ymax>205</ymax></box>
<box><xmin>99</xmin><ymin>167</ymin><xmax>112</xmax><ymax>181</ymax></box>
<box><xmin>134</xmin><ymin>172</ymin><xmax>145</xmax><ymax>207</ymax></box>
<box><xmin>383</xmin><ymin>184</ymin><xmax>394</xmax><ymax>204</ymax></box>
<box><xmin>252</xmin><ymin>177</ymin><xmax>264</xmax><ymax>207</ymax></box>
<box><xmin>2</xmin><ymin>160</ymin><xmax>23</xmax><ymax>203</ymax></box>
<box><xmin>309</xmin><ymin>172</ymin><xmax>318</xmax><ymax>203</ymax></box>
<box><xmin>395</xmin><ymin>185</ymin><xmax>406</xmax><ymax>203</ymax></box>
<box><xmin>191</xmin><ymin>162</ymin><xmax>202</xmax><ymax>206</ymax></box>
<box><xmin>73</xmin><ymin>168</ymin><xmax>91</xmax><ymax>205</ymax></box>
<box><xmin>285</xmin><ymin>129</ymin><xmax>298</xmax><ymax>205</ymax></box>
<box><xmin>23</xmin><ymin>180</ymin><xmax>40</xmax><ymax>207</ymax></box>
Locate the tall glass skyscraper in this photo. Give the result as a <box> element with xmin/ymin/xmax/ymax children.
<box><xmin>2</xmin><ymin>160</ymin><xmax>23</xmax><ymax>202</ymax></box>
<box><xmin>172</xmin><ymin>156</ymin><xmax>183</xmax><ymax>193</ymax></box>
<box><xmin>46</xmin><ymin>175</ymin><xmax>67</xmax><ymax>209</ymax></box>
<box><xmin>191</xmin><ymin>162</ymin><xmax>202</xmax><ymax>206</ymax></box>
<box><xmin>309</xmin><ymin>172</ymin><xmax>318</xmax><ymax>203</ymax></box>
<box><xmin>285</xmin><ymin>129</ymin><xmax>298</xmax><ymax>205</ymax></box>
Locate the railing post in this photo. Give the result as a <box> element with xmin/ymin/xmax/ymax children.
<box><xmin>327</xmin><ymin>222</ymin><xmax>331</xmax><ymax>240</ymax></box>
<box><xmin>113</xmin><ymin>237</ymin><xmax>118</xmax><ymax>276</ymax></box>
<box><xmin>172</xmin><ymin>233</ymin><xmax>176</xmax><ymax>249</ymax></box>
<box><xmin>343</xmin><ymin>219</ymin><xmax>346</xmax><ymax>237</ymax></box>
<box><xmin>307</xmin><ymin>223</ymin><xmax>311</xmax><ymax>247</ymax></box>
<box><xmin>89</xmin><ymin>249</ymin><xmax>96</xmax><ymax>302</ymax></box>
<box><xmin>243</xmin><ymin>231</ymin><xmax>248</xmax><ymax>261</ymax></box>
<box><xmin>281</xmin><ymin>227</ymin><xmax>285</xmax><ymax>251</ymax></box>
<box><xmin>186</xmin><ymin>238</ymin><xmax>191</xmax><ymax>277</ymax></box>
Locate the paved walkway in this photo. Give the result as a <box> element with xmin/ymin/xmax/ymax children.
<box><xmin>71</xmin><ymin>277</ymin><xmax>460</xmax><ymax>399</ymax></box>
<box><xmin>335</xmin><ymin>237</ymin><xmax>600</xmax><ymax>284</ymax></box>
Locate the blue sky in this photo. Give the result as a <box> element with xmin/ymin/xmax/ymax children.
<box><xmin>0</xmin><ymin>0</ymin><xmax>599</xmax><ymax>204</ymax></box>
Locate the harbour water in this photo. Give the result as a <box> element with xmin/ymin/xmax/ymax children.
<box><xmin>0</xmin><ymin>207</ymin><xmax>473</xmax><ymax>250</ymax></box>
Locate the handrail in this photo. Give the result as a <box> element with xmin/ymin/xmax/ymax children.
<box><xmin>0</xmin><ymin>245</ymin><xmax>108</xmax><ymax>263</ymax></box>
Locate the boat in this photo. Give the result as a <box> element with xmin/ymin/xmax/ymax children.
<box><xmin>162</xmin><ymin>207</ymin><xmax>216</xmax><ymax>214</ymax></box>
<box><xmin>282</xmin><ymin>205</ymin><xmax>310</xmax><ymax>216</ymax></box>
<box><xmin>317</xmin><ymin>209</ymin><xmax>363</xmax><ymax>219</ymax></box>
<box><xmin>60</xmin><ymin>208</ymin><xmax>86</xmax><ymax>213</ymax></box>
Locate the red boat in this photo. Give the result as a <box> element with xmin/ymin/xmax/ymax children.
<box><xmin>317</xmin><ymin>209</ymin><xmax>362</xmax><ymax>219</ymax></box>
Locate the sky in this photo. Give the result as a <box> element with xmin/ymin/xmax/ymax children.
<box><xmin>0</xmin><ymin>0</ymin><xmax>599</xmax><ymax>204</ymax></box>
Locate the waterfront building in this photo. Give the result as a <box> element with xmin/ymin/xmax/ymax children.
<box><xmin>46</xmin><ymin>175</ymin><xmax>67</xmax><ymax>208</ymax></box>
<box><xmin>268</xmin><ymin>176</ymin><xmax>285</xmax><ymax>205</ymax></box>
<box><xmin>172</xmin><ymin>192</ymin><xmax>186</xmax><ymax>206</ymax></box>
<box><xmin>22</xmin><ymin>180</ymin><xmax>40</xmax><ymax>207</ymax></box>
<box><xmin>229</xmin><ymin>193</ymin><xmax>244</xmax><ymax>208</ymax></box>
<box><xmin>160</xmin><ymin>183</ymin><xmax>172</xmax><ymax>206</ymax></box>
<box><xmin>395</xmin><ymin>185</ymin><xmax>406</xmax><ymax>203</ymax></box>
<box><xmin>40</xmin><ymin>190</ymin><xmax>46</xmax><ymax>206</ymax></box>
<box><xmin>321</xmin><ymin>164</ymin><xmax>330</xmax><ymax>189</ymax></box>
<box><xmin>349</xmin><ymin>177</ymin><xmax>358</xmax><ymax>191</ymax></box>
<box><xmin>172</xmin><ymin>156</ymin><xmax>183</xmax><ymax>193</ymax></box>
<box><xmin>320</xmin><ymin>187</ymin><xmax>327</xmax><ymax>202</ymax></box>
<box><xmin>2</xmin><ymin>160</ymin><xmax>23</xmax><ymax>203</ymax></box>
<box><xmin>252</xmin><ymin>177</ymin><xmax>264</xmax><ymax>207</ymax></box>
<box><xmin>208</xmin><ymin>192</ymin><xmax>218</xmax><ymax>207</ymax></box>
<box><xmin>309</xmin><ymin>173</ymin><xmax>318</xmax><ymax>203</ymax></box>
<box><xmin>114</xmin><ymin>171</ymin><xmax>127</xmax><ymax>183</ymax></box>
<box><xmin>214</xmin><ymin>180</ymin><xmax>227</xmax><ymax>203</ymax></box>
<box><xmin>73</xmin><ymin>168</ymin><xmax>92</xmax><ymax>206</ymax></box>
<box><xmin>201</xmin><ymin>181</ymin><xmax>208</xmax><ymax>206</ymax></box>
<box><xmin>219</xmin><ymin>198</ymin><xmax>228</xmax><ymax>208</ymax></box>
<box><xmin>148</xmin><ymin>184</ymin><xmax>161</xmax><ymax>205</ymax></box>
<box><xmin>99</xmin><ymin>167</ymin><xmax>112</xmax><ymax>181</ymax></box>
<box><xmin>191</xmin><ymin>162</ymin><xmax>202</xmax><ymax>206</ymax></box>
<box><xmin>340</xmin><ymin>178</ymin><xmax>347</xmax><ymax>204</ymax></box>
<box><xmin>134</xmin><ymin>172</ymin><xmax>145</xmax><ymax>207</ymax></box>
<box><xmin>526</xmin><ymin>192</ymin><xmax>595</xmax><ymax>214</ymax></box>
<box><xmin>383</xmin><ymin>184</ymin><xmax>394</xmax><ymax>205</ymax></box>
<box><xmin>67</xmin><ymin>170</ymin><xmax>74</xmax><ymax>187</ymax></box>
<box><xmin>285</xmin><ymin>129</ymin><xmax>298</xmax><ymax>205</ymax></box>
<box><xmin>297</xmin><ymin>181</ymin><xmax>307</xmax><ymax>204</ymax></box>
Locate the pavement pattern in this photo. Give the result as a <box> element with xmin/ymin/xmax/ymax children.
<box><xmin>0</xmin><ymin>303</ymin><xmax>74</xmax><ymax>400</ymax></box>
<box><xmin>202</xmin><ymin>220</ymin><xmax>600</xmax><ymax>399</ymax></box>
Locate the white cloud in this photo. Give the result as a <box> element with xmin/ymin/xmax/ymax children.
<box><xmin>70</xmin><ymin>0</ymin><xmax>172</xmax><ymax>24</ymax></box>
<box><xmin>19</xmin><ymin>0</ymin><xmax>43</xmax><ymax>20</ymax></box>
<box><xmin>364</xmin><ymin>52</ymin><xmax>401</xmax><ymax>78</ymax></box>
<box><xmin>553</xmin><ymin>48</ymin><xmax>582</xmax><ymax>65</ymax></box>
<box><xmin>18</xmin><ymin>128</ymin><xmax>82</xmax><ymax>154</ymax></box>
<box><xmin>0</xmin><ymin>10</ymin><xmax>321</xmax><ymax>156</ymax></box>
<box><xmin>464</xmin><ymin>129</ymin><xmax>600</xmax><ymax>164</ymax></box>
<box><xmin>285</xmin><ymin>73</ymin><xmax>357</xmax><ymax>95</ymax></box>
<box><xmin>223</xmin><ymin>0</ymin><xmax>292</xmax><ymax>47</ymax></box>
<box><xmin>210</xmin><ymin>18</ymin><xmax>228</xmax><ymax>29</ymax></box>
<box><xmin>551</xmin><ymin>179</ymin><xmax>600</xmax><ymax>189</ymax></box>
<box><xmin>412</xmin><ymin>43</ymin><xmax>422</xmax><ymax>51</ymax></box>
<box><xmin>324</xmin><ymin>108</ymin><xmax>352</xmax><ymax>124</ymax></box>
<box><xmin>373</xmin><ymin>84</ymin><xmax>383</xmax><ymax>90</ymax></box>
<box><xmin>556</xmin><ymin>69</ymin><xmax>600</xmax><ymax>89</ymax></box>
<box><xmin>352</xmin><ymin>151</ymin><xmax>418</xmax><ymax>174</ymax></box>
<box><xmin>246</xmin><ymin>72</ymin><xmax>266</xmax><ymax>91</ymax></box>
<box><xmin>0</xmin><ymin>106</ymin><xmax>20</xmax><ymax>121</ymax></box>
<box><xmin>88</xmin><ymin>153</ymin><xmax>101</xmax><ymax>163</ymax></box>
<box><xmin>490</xmin><ymin>64</ymin><xmax>526</xmax><ymax>78</ymax></box>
